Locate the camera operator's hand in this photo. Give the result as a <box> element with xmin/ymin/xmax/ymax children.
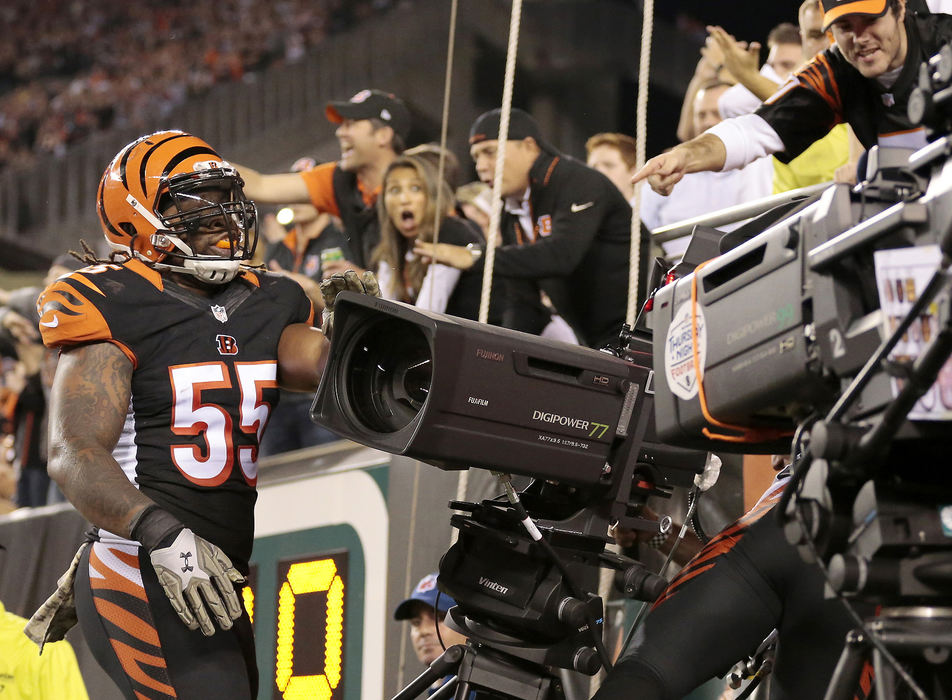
<box><xmin>132</xmin><ymin>506</ymin><xmax>245</xmax><ymax>636</ymax></box>
<box><xmin>319</xmin><ymin>270</ymin><xmax>381</xmax><ymax>338</ymax></box>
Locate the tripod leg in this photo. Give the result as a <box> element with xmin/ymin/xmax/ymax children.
<box><xmin>453</xmin><ymin>679</ymin><xmax>473</xmax><ymax>700</ymax></box>
<box><xmin>872</xmin><ymin>646</ymin><xmax>895</xmax><ymax>700</ymax></box>
<box><xmin>427</xmin><ymin>677</ymin><xmax>458</xmax><ymax>700</ymax></box>
<box><xmin>392</xmin><ymin>645</ymin><xmax>466</xmax><ymax>700</ymax></box>
<box><xmin>824</xmin><ymin>629</ymin><xmax>871</xmax><ymax>700</ymax></box>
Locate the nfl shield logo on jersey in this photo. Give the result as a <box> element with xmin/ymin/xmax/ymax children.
<box><xmin>211</xmin><ymin>305</ymin><xmax>228</xmax><ymax>323</ymax></box>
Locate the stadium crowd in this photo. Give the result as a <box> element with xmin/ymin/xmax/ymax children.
<box><xmin>0</xmin><ymin>0</ymin><xmax>399</xmax><ymax>171</ymax></box>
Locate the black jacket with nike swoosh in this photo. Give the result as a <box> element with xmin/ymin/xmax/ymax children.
<box><xmin>487</xmin><ymin>150</ymin><xmax>648</xmax><ymax>348</ymax></box>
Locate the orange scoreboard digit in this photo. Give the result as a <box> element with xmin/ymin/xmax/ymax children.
<box><xmin>243</xmin><ymin>551</ymin><xmax>350</xmax><ymax>700</ymax></box>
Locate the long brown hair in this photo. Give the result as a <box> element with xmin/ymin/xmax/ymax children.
<box><xmin>372</xmin><ymin>155</ymin><xmax>454</xmax><ymax>302</ymax></box>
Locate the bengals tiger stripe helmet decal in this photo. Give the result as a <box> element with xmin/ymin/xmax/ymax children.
<box><xmin>97</xmin><ymin>130</ymin><xmax>257</xmax><ymax>284</ymax></box>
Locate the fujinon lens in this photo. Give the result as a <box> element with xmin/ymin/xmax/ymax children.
<box><xmin>343</xmin><ymin>318</ymin><xmax>433</xmax><ymax>432</ymax></box>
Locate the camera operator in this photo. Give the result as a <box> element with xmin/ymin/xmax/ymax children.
<box><xmin>595</xmin><ymin>460</ymin><xmax>875</xmax><ymax>699</ymax></box>
<box><xmin>634</xmin><ymin>0</ymin><xmax>952</xmax><ymax>195</ymax></box>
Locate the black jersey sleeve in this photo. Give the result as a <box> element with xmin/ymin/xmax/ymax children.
<box><xmin>755</xmin><ymin>52</ymin><xmax>848</xmax><ymax>163</ymax></box>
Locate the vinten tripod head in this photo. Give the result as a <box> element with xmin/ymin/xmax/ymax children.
<box><xmin>394</xmin><ymin>479</ymin><xmax>669</xmax><ymax>700</ymax></box>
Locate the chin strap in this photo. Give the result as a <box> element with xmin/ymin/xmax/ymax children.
<box><xmin>126</xmin><ymin>191</ymin><xmax>245</xmax><ymax>285</ymax></box>
<box><xmin>153</xmin><ymin>257</ymin><xmax>241</xmax><ymax>284</ymax></box>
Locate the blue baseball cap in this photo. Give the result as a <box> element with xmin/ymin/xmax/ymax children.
<box><xmin>393</xmin><ymin>572</ymin><xmax>458</xmax><ymax>620</ymax></box>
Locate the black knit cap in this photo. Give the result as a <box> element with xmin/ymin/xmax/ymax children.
<box><xmin>468</xmin><ymin>108</ymin><xmax>558</xmax><ymax>153</ymax></box>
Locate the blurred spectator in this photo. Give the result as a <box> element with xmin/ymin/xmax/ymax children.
<box><xmin>257</xmin><ymin>163</ymin><xmax>353</xmax><ymax>457</ymax></box>
<box><xmin>800</xmin><ymin>0</ymin><xmax>835</xmax><ymax>60</ymax></box>
<box><xmin>677</xmin><ymin>21</ymin><xmax>801</xmax><ymax>145</ymax></box>
<box><xmin>416</xmin><ymin>108</ymin><xmax>644</xmax><ymax>349</ymax></box>
<box><xmin>707</xmin><ymin>7</ymin><xmax>851</xmax><ymax>191</ymax></box>
<box><xmin>266</xmin><ymin>205</ymin><xmax>350</xmax><ymax>309</ymax></box>
<box><xmin>585</xmin><ymin>132</ymin><xmax>639</xmax><ymax>203</ymax></box>
<box><xmin>676</xmin><ymin>30</ymin><xmax>737</xmax><ymax>143</ymax></box>
<box><xmin>0</xmin><ymin>1</ymin><xmax>396</xmax><ymax>171</ymax></box>
<box><xmin>640</xmin><ymin>81</ymin><xmax>774</xmax><ymax>256</ymax></box>
<box><xmin>454</xmin><ymin>181</ymin><xmax>492</xmax><ymax>237</ymax></box>
<box><xmin>0</xmin><ymin>253</ymin><xmax>83</xmax><ymax>506</ymax></box>
<box><xmin>373</xmin><ymin>155</ymin><xmax>487</xmax><ymax>320</ymax></box>
<box><xmin>0</xmin><ymin>434</ymin><xmax>17</xmax><ymax>514</ymax></box>
<box><xmin>711</xmin><ymin>22</ymin><xmax>802</xmax><ymax>118</ymax></box>
<box><xmin>2</xmin><ymin>354</ymin><xmax>48</xmax><ymax>507</ymax></box>
<box><xmin>393</xmin><ymin>572</ymin><xmax>468</xmax><ymax>695</ymax></box>
<box><xmin>235</xmin><ymin>89</ymin><xmax>411</xmax><ymax>276</ymax></box>
<box><xmin>263</xmin><ymin>157</ymin><xmax>354</xmax><ymax>311</ymax></box>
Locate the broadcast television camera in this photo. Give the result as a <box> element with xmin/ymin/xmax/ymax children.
<box><xmin>644</xmin><ymin>47</ymin><xmax>952</xmax><ymax>693</ymax></box>
<box><xmin>648</xmin><ymin>111</ymin><xmax>952</xmax><ymax>613</ymax></box>
<box><xmin>311</xmin><ymin>293</ymin><xmax>703</xmax><ymax>493</ymax></box>
<box><xmin>310</xmin><ymin>294</ymin><xmax>706</xmax><ymax>686</ymax></box>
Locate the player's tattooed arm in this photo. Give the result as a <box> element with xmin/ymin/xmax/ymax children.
<box><xmin>47</xmin><ymin>342</ymin><xmax>154</xmax><ymax>538</ymax></box>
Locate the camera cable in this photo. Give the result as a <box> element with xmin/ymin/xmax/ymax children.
<box><xmin>492</xmin><ymin>472</ymin><xmax>615</xmax><ymax>673</ymax></box>
<box><xmin>617</xmin><ymin>482</ymin><xmax>704</xmax><ymax>659</ymax></box>
<box><xmin>773</xmin><ymin>415</ymin><xmax>816</xmax><ymax>530</ymax></box>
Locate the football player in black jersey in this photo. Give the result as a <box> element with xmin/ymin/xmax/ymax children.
<box><xmin>30</xmin><ymin>131</ymin><xmax>376</xmax><ymax>700</ymax></box>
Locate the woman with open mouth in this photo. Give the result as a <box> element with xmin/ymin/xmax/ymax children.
<box><xmin>371</xmin><ymin>155</ymin><xmax>487</xmax><ymax>320</ymax></box>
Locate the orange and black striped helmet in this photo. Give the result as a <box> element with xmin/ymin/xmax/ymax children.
<box><xmin>97</xmin><ymin>130</ymin><xmax>257</xmax><ymax>281</ymax></box>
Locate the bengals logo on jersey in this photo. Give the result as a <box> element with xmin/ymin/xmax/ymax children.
<box><xmin>216</xmin><ymin>335</ymin><xmax>239</xmax><ymax>355</ymax></box>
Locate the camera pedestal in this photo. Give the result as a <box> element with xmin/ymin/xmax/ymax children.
<box><xmin>824</xmin><ymin>606</ymin><xmax>952</xmax><ymax>700</ymax></box>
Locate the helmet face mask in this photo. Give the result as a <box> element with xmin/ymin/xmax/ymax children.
<box><xmin>155</xmin><ymin>170</ymin><xmax>258</xmax><ymax>281</ymax></box>
<box><xmin>98</xmin><ymin>131</ymin><xmax>258</xmax><ymax>285</ymax></box>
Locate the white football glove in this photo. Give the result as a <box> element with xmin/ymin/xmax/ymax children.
<box><xmin>319</xmin><ymin>269</ymin><xmax>381</xmax><ymax>338</ymax></box>
<box><xmin>149</xmin><ymin>528</ymin><xmax>245</xmax><ymax>636</ymax></box>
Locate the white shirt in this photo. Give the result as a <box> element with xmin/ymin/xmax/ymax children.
<box><xmin>375</xmin><ymin>255</ymin><xmax>461</xmax><ymax>313</ymax></box>
<box><xmin>718</xmin><ymin>63</ymin><xmax>784</xmax><ymax>119</ymax></box>
<box><xmin>639</xmin><ymin>156</ymin><xmax>774</xmax><ymax>255</ymax></box>
<box><xmin>504</xmin><ymin>188</ymin><xmax>534</xmax><ymax>242</ymax></box>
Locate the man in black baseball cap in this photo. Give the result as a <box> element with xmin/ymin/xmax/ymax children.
<box><xmin>415</xmin><ymin>106</ymin><xmax>648</xmax><ymax>349</ymax></box>
<box><xmin>230</xmin><ymin>88</ymin><xmax>412</xmax><ymax>276</ymax></box>
<box><xmin>325</xmin><ymin>89</ymin><xmax>411</xmax><ymax>143</ymax></box>
<box><xmin>467</xmin><ymin>107</ymin><xmax>557</xmax><ymax>155</ymax></box>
